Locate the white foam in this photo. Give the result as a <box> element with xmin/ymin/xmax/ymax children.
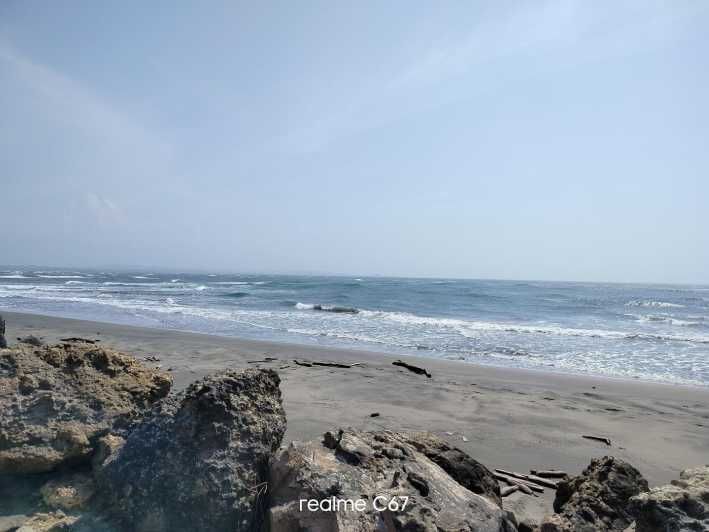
<box><xmin>626</xmin><ymin>300</ymin><xmax>685</xmax><ymax>308</ymax></box>
<box><xmin>295</xmin><ymin>302</ymin><xmax>314</xmax><ymax>310</ymax></box>
<box><xmin>37</xmin><ymin>275</ymin><xmax>85</xmax><ymax>279</ymax></box>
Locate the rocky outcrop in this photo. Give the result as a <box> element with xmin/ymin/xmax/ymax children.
<box><xmin>540</xmin><ymin>456</ymin><xmax>648</xmax><ymax>531</ymax></box>
<box><xmin>268</xmin><ymin>427</ymin><xmax>518</xmax><ymax>531</ymax></box>
<box><xmin>398</xmin><ymin>431</ymin><xmax>502</xmax><ymax>506</ymax></box>
<box><xmin>95</xmin><ymin>369</ymin><xmax>286</xmax><ymax>532</ymax></box>
<box><xmin>629</xmin><ymin>465</ymin><xmax>709</xmax><ymax>531</ymax></box>
<box><xmin>0</xmin><ymin>343</ymin><xmax>172</xmax><ymax>474</ymax></box>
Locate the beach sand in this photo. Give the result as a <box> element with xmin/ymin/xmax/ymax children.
<box><xmin>4</xmin><ymin>310</ymin><xmax>709</xmax><ymax>523</ymax></box>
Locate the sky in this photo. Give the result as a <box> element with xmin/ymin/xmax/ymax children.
<box><xmin>1</xmin><ymin>1</ymin><xmax>708</xmax><ymax>283</ymax></box>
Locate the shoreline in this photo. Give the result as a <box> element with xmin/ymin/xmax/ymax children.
<box><xmin>4</xmin><ymin>309</ymin><xmax>706</xmax><ymax>391</ymax></box>
<box><xmin>4</xmin><ymin>309</ymin><xmax>709</xmax><ymax>522</ymax></box>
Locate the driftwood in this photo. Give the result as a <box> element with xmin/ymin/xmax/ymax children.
<box><xmin>59</xmin><ymin>337</ymin><xmax>99</xmax><ymax>344</ymax></box>
<box><xmin>293</xmin><ymin>359</ymin><xmax>362</xmax><ymax>369</ymax></box>
<box><xmin>392</xmin><ymin>360</ymin><xmax>431</xmax><ymax>378</ymax></box>
<box><xmin>312</xmin><ymin>361</ymin><xmax>362</xmax><ymax>369</ymax></box>
<box><xmin>582</xmin><ymin>435</ymin><xmax>612</xmax><ymax>446</ymax></box>
<box><xmin>531</xmin><ymin>469</ymin><xmax>568</xmax><ymax>479</ymax></box>
<box><xmin>495</xmin><ymin>468</ymin><xmax>558</xmax><ymax>489</ymax></box>
<box><xmin>500</xmin><ymin>485</ymin><xmax>519</xmax><ymax>497</ymax></box>
<box><xmin>494</xmin><ymin>473</ymin><xmax>538</xmax><ymax>495</ymax></box>
<box><xmin>0</xmin><ymin>315</ymin><xmax>6</xmax><ymax>348</ymax></box>
<box><xmin>247</xmin><ymin>357</ymin><xmax>278</xmax><ymax>364</ymax></box>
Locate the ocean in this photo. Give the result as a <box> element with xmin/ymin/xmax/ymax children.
<box><xmin>1</xmin><ymin>269</ymin><xmax>708</xmax><ymax>386</ymax></box>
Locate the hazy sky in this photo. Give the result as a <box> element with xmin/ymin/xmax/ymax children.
<box><xmin>1</xmin><ymin>1</ymin><xmax>708</xmax><ymax>283</ymax></box>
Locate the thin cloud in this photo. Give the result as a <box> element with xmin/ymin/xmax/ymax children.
<box><xmin>279</xmin><ymin>1</ymin><xmax>701</xmax><ymax>154</ymax></box>
<box><xmin>0</xmin><ymin>40</ymin><xmax>171</xmax><ymax>160</ymax></box>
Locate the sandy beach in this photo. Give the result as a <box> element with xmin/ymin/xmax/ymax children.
<box><xmin>3</xmin><ymin>310</ymin><xmax>708</xmax><ymax>523</ymax></box>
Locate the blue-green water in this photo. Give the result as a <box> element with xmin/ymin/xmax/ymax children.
<box><xmin>1</xmin><ymin>269</ymin><xmax>708</xmax><ymax>385</ymax></box>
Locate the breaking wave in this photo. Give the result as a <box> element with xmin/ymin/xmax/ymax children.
<box><xmin>626</xmin><ymin>300</ymin><xmax>685</xmax><ymax>308</ymax></box>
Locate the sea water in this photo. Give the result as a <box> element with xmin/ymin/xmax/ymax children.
<box><xmin>1</xmin><ymin>269</ymin><xmax>707</xmax><ymax>386</ymax></box>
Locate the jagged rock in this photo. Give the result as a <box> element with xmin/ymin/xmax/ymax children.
<box><xmin>15</xmin><ymin>511</ymin><xmax>79</xmax><ymax>532</ymax></box>
<box><xmin>268</xmin><ymin>427</ymin><xmax>518</xmax><ymax>531</ymax></box>
<box><xmin>540</xmin><ymin>456</ymin><xmax>648</xmax><ymax>531</ymax></box>
<box><xmin>18</xmin><ymin>335</ymin><xmax>43</xmax><ymax>347</ymax></box>
<box><xmin>0</xmin><ymin>343</ymin><xmax>172</xmax><ymax>474</ymax></box>
<box><xmin>96</xmin><ymin>369</ymin><xmax>286</xmax><ymax>532</ymax></box>
<box><xmin>629</xmin><ymin>465</ymin><xmax>709</xmax><ymax>531</ymax></box>
<box><xmin>399</xmin><ymin>432</ymin><xmax>502</xmax><ymax>506</ymax></box>
<box><xmin>40</xmin><ymin>472</ymin><xmax>95</xmax><ymax>511</ymax></box>
<box><xmin>0</xmin><ymin>314</ymin><xmax>6</xmax><ymax>349</ymax></box>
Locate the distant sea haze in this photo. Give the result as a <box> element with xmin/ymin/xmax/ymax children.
<box><xmin>1</xmin><ymin>269</ymin><xmax>708</xmax><ymax>386</ymax></box>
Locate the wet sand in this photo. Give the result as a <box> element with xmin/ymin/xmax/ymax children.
<box><xmin>4</xmin><ymin>310</ymin><xmax>709</xmax><ymax>522</ymax></box>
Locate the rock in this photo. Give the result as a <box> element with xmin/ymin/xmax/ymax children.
<box><xmin>15</xmin><ymin>511</ymin><xmax>79</xmax><ymax>532</ymax></box>
<box><xmin>18</xmin><ymin>335</ymin><xmax>43</xmax><ymax>347</ymax></box>
<box><xmin>40</xmin><ymin>472</ymin><xmax>95</xmax><ymax>511</ymax></box>
<box><xmin>0</xmin><ymin>314</ymin><xmax>6</xmax><ymax>349</ymax></box>
<box><xmin>629</xmin><ymin>465</ymin><xmax>709</xmax><ymax>531</ymax></box>
<box><xmin>540</xmin><ymin>456</ymin><xmax>648</xmax><ymax>531</ymax></box>
<box><xmin>0</xmin><ymin>343</ymin><xmax>172</xmax><ymax>474</ymax></box>
<box><xmin>96</xmin><ymin>369</ymin><xmax>286</xmax><ymax>532</ymax></box>
<box><xmin>268</xmin><ymin>427</ymin><xmax>518</xmax><ymax>531</ymax></box>
<box><xmin>398</xmin><ymin>431</ymin><xmax>502</xmax><ymax>506</ymax></box>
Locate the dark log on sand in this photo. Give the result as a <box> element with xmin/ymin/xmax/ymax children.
<box><xmin>582</xmin><ymin>434</ymin><xmax>612</xmax><ymax>446</ymax></box>
<box><xmin>495</xmin><ymin>468</ymin><xmax>558</xmax><ymax>489</ymax></box>
<box><xmin>531</xmin><ymin>469</ymin><xmax>568</xmax><ymax>479</ymax></box>
<box><xmin>393</xmin><ymin>360</ymin><xmax>432</xmax><ymax>378</ymax></box>
<box><xmin>60</xmin><ymin>337</ymin><xmax>100</xmax><ymax>344</ymax></box>
<box><xmin>312</xmin><ymin>361</ymin><xmax>362</xmax><ymax>369</ymax></box>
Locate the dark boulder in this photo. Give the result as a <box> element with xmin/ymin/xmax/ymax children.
<box><xmin>629</xmin><ymin>465</ymin><xmax>709</xmax><ymax>531</ymax></box>
<box><xmin>95</xmin><ymin>369</ymin><xmax>286</xmax><ymax>532</ymax></box>
<box><xmin>540</xmin><ymin>456</ymin><xmax>648</xmax><ymax>531</ymax></box>
<box><xmin>0</xmin><ymin>314</ymin><xmax>6</xmax><ymax>349</ymax></box>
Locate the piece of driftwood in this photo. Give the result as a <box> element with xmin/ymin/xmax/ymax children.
<box><xmin>312</xmin><ymin>361</ymin><xmax>362</xmax><ymax>369</ymax></box>
<box><xmin>0</xmin><ymin>315</ymin><xmax>6</xmax><ymax>349</ymax></box>
<box><xmin>495</xmin><ymin>469</ymin><xmax>558</xmax><ymax>489</ymax></box>
<box><xmin>247</xmin><ymin>357</ymin><xmax>278</xmax><ymax>364</ymax></box>
<box><xmin>294</xmin><ymin>359</ymin><xmax>313</xmax><ymax>367</ymax></box>
<box><xmin>59</xmin><ymin>337</ymin><xmax>99</xmax><ymax>344</ymax></box>
<box><xmin>392</xmin><ymin>360</ymin><xmax>431</xmax><ymax>378</ymax></box>
<box><xmin>531</xmin><ymin>469</ymin><xmax>568</xmax><ymax>479</ymax></box>
<box><xmin>582</xmin><ymin>434</ymin><xmax>612</xmax><ymax>446</ymax></box>
<box><xmin>493</xmin><ymin>473</ymin><xmax>537</xmax><ymax>495</ymax></box>
<box><xmin>500</xmin><ymin>485</ymin><xmax>519</xmax><ymax>497</ymax></box>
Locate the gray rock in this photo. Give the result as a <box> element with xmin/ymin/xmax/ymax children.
<box><xmin>399</xmin><ymin>431</ymin><xmax>502</xmax><ymax>506</ymax></box>
<box><xmin>17</xmin><ymin>335</ymin><xmax>43</xmax><ymax>347</ymax></box>
<box><xmin>0</xmin><ymin>343</ymin><xmax>172</xmax><ymax>474</ymax></box>
<box><xmin>0</xmin><ymin>315</ymin><xmax>6</xmax><ymax>349</ymax></box>
<box><xmin>629</xmin><ymin>465</ymin><xmax>709</xmax><ymax>531</ymax></box>
<box><xmin>540</xmin><ymin>456</ymin><xmax>648</xmax><ymax>532</ymax></box>
<box><xmin>96</xmin><ymin>369</ymin><xmax>286</xmax><ymax>532</ymax></box>
<box><xmin>268</xmin><ymin>427</ymin><xmax>518</xmax><ymax>531</ymax></box>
